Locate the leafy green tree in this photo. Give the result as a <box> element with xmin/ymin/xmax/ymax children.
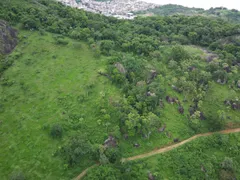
<box><xmin>100</xmin><ymin>40</ymin><xmax>115</xmax><ymax>55</ymax></box>
<box><xmin>221</xmin><ymin>157</ymin><xmax>234</xmax><ymax>171</ymax></box>
<box><xmin>60</xmin><ymin>136</ymin><xmax>94</xmax><ymax>166</ymax></box>
<box><xmin>99</xmin><ymin>149</ymin><xmax>110</xmax><ymax>165</ymax></box>
<box><xmin>189</xmin><ymin>111</ymin><xmax>203</xmax><ymax>133</ymax></box>
<box><xmin>188</xmin><ymin>32</ymin><xmax>198</xmax><ymax>44</ymax></box>
<box><xmin>70</xmin><ymin>27</ymin><xmax>91</xmax><ymax>40</ymax></box>
<box><xmin>168</xmin><ymin>60</ymin><xmax>178</xmax><ymax>69</ymax></box>
<box><xmin>104</xmin><ymin>147</ymin><xmax>122</xmax><ymax>164</ymax></box>
<box><xmin>125</xmin><ymin>111</ymin><xmax>141</xmax><ymax>136</ymax></box>
<box><xmin>171</xmin><ymin>45</ymin><xmax>190</xmax><ymax>62</ymax></box>
<box><xmin>142</xmin><ymin>112</ymin><xmax>161</xmax><ymax>138</ymax></box>
<box><xmin>22</xmin><ymin>17</ymin><xmax>39</xmax><ymax>30</ymax></box>
<box><xmin>207</xmin><ymin>113</ymin><xmax>225</xmax><ymax>131</ymax></box>
<box><xmin>217</xmin><ymin>110</ymin><xmax>227</xmax><ymax>121</ymax></box>
<box><xmin>111</xmin><ymin>68</ymin><xmax>126</xmax><ymax>85</ymax></box>
<box><xmin>50</xmin><ymin>124</ymin><xmax>63</xmax><ymax>138</ymax></box>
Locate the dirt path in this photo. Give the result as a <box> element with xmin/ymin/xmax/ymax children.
<box><xmin>123</xmin><ymin>128</ymin><xmax>240</xmax><ymax>161</ymax></box>
<box><xmin>74</xmin><ymin>128</ymin><xmax>240</xmax><ymax>179</ymax></box>
<box><xmin>74</xmin><ymin>165</ymin><xmax>97</xmax><ymax>180</ymax></box>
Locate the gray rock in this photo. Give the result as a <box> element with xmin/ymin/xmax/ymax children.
<box><xmin>0</xmin><ymin>20</ymin><xmax>18</xmax><ymax>54</ymax></box>
<box><xmin>158</xmin><ymin>124</ymin><xmax>166</xmax><ymax>133</ymax></box>
<box><xmin>237</xmin><ymin>80</ymin><xmax>240</xmax><ymax>88</ymax></box>
<box><xmin>104</xmin><ymin>136</ymin><xmax>117</xmax><ymax>148</ymax></box>
<box><xmin>114</xmin><ymin>62</ymin><xmax>127</xmax><ymax>74</ymax></box>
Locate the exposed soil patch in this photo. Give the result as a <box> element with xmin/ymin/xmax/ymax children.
<box><xmin>75</xmin><ymin>165</ymin><xmax>97</xmax><ymax>180</ymax></box>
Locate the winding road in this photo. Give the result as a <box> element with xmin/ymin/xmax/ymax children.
<box><xmin>74</xmin><ymin>128</ymin><xmax>240</xmax><ymax>180</ymax></box>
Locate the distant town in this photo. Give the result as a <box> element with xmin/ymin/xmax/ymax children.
<box><xmin>57</xmin><ymin>0</ymin><xmax>159</xmax><ymax>19</ymax></box>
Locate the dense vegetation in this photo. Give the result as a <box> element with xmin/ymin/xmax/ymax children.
<box><xmin>137</xmin><ymin>4</ymin><xmax>240</xmax><ymax>24</ymax></box>
<box><xmin>0</xmin><ymin>0</ymin><xmax>239</xmax><ymax>179</ymax></box>
<box><xmin>86</xmin><ymin>133</ymin><xmax>240</xmax><ymax>179</ymax></box>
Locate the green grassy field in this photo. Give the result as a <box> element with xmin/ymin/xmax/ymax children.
<box><xmin>0</xmin><ymin>30</ymin><xmax>121</xmax><ymax>179</ymax></box>
<box><xmin>202</xmin><ymin>83</ymin><xmax>240</xmax><ymax>124</ymax></box>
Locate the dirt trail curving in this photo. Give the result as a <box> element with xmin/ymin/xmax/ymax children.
<box><xmin>74</xmin><ymin>128</ymin><xmax>240</xmax><ymax>179</ymax></box>
<box><xmin>123</xmin><ymin>128</ymin><xmax>240</xmax><ymax>161</ymax></box>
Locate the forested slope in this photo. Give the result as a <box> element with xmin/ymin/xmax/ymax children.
<box><xmin>137</xmin><ymin>4</ymin><xmax>240</xmax><ymax>24</ymax></box>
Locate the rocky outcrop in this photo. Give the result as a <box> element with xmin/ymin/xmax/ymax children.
<box><xmin>224</xmin><ymin>99</ymin><xmax>240</xmax><ymax>110</ymax></box>
<box><xmin>0</xmin><ymin>20</ymin><xmax>18</xmax><ymax>54</ymax></box>
<box><xmin>103</xmin><ymin>136</ymin><xmax>117</xmax><ymax>147</ymax></box>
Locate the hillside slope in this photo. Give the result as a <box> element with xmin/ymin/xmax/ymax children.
<box><xmin>0</xmin><ymin>30</ymin><xmax>120</xmax><ymax>179</ymax></box>
<box><xmin>0</xmin><ymin>0</ymin><xmax>239</xmax><ymax>179</ymax></box>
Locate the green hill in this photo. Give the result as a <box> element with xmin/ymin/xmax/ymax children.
<box><xmin>137</xmin><ymin>4</ymin><xmax>240</xmax><ymax>24</ymax></box>
<box><xmin>0</xmin><ymin>0</ymin><xmax>239</xmax><ymax>179</ymax></box>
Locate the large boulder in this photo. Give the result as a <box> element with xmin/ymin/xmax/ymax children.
<box><xmin>224</xmin><ymin>99</ymin><xmax>240</xmax><ymax>110</ymax></box>
<box><xmin>147</xmin><ymin>69</ymin><xmax>157</xmax><ymax>83</ymax></box>
<box><xmin>158</xmin><ymin>124</ymin><xmax>166</xmax><ymax>133</ymax></box>
<box><xmin>178</xmin><ymin>106</ymin><xmax>184</xmax><ymax>114</ymax></box>
<box><xmin>237</xmin><ymin>80</ymin><xmax>240</xmax><ymax>88</ymax></box>
<box><xmin>146</xmin><ymin>91</ymin><xmax>156</xmax><ymax>97</ymax></box>
<box><xmin>217</xmin><ymin>79</ymin><xmax>226</xmax><ymax>85</ymax></box>
<box><xmin>0</xmin><ymin>20</ymin><xmax>18</xmax><ymax>54</ymax></box>
<box><xmin>136</xmin><ymin>81</ymin><xmax>146</xmax><ymax>86</ymax></box>
<box><xmin>103</xmin><ymin>136</ymin><xmax>117</xmax><ymax>148</ymax></box>
<box><xmin>114</xmin><ymin>62</ymin><xmax>127</xmax><ymax>74</ymax></box>
<box><xmin>206</xmin><ymin>54</ymin><xmax>217</xmax><ymax>62</ymax></box>
<box><xmin>148</xmin><ymin>172</ymin><xmax>155</xmax><ymax>180</ymax></box>
<box><xmin>150</xmin><ymin>70</ymin><xmax>157</xmax><ymax>79</ymax></box>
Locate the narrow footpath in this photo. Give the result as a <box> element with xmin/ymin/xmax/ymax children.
<box><xmin>74</xmin><ymin>128</ymin><xmax>240</xmax><ymax>180</ymax></box>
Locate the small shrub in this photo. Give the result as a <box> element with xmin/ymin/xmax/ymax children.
<box><xmin>55</xmin><ymin>38</ymin><xmax>69</xmax><ymax>45</ymax></box>
<box><xmin>221</xmin><ymin>157</ymin><xmax>234</xmax><ymax>171</ymax></box>
<box><xmin>42</xmin><ymin>123</ymin><xmax>49</xmax><ymax>130</ymax></box>
<box><xmin>72</xmin><ymin>42</ymin><xmax>82</xmax><ymax>49</ymax></box>
<box><xmin>50</xmin><ymin>124</ymin><xmax>63</xmax><ymax>138</ymax></box>
<box><xmin>171</xmin><ymin>45</ymin><xmax>190</xmax><ymax>62</ymax></box>
<box><xmin>39</xmin><ymin>29</ymin><xmax>46</xmax><ymax>36</ymax></box>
